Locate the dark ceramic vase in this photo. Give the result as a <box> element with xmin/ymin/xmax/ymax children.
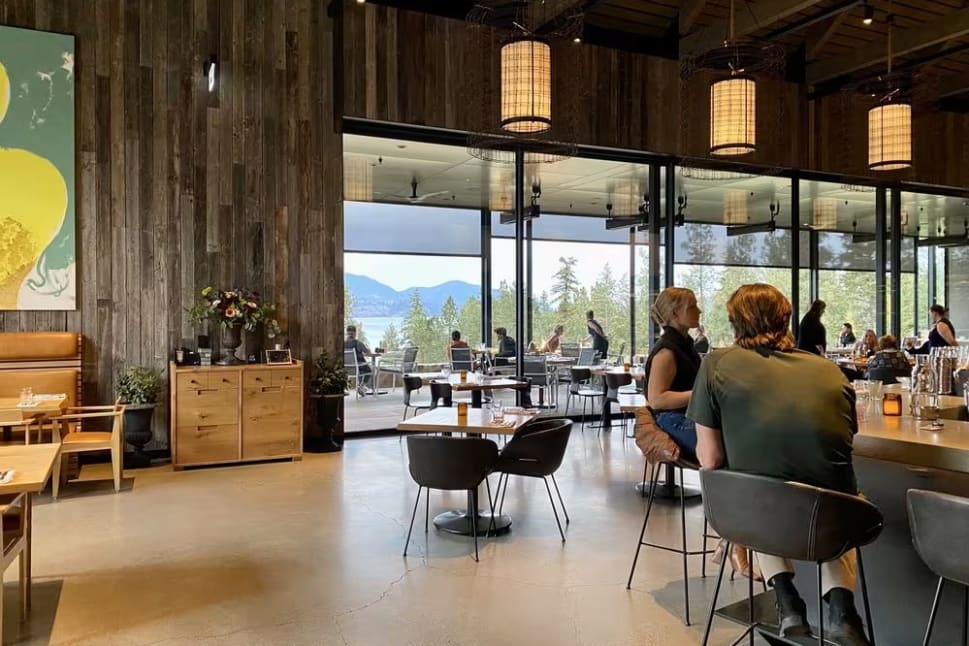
<box><xmin>217</xmin><ymin>324</ymin><xmax>244</xmax><ymax>365</ymax></box>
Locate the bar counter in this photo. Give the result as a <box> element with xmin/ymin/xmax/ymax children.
<box><xmin>836</xmin><ymin>401</ymin><xmax>969</xmax><ymax>645</ymax></box>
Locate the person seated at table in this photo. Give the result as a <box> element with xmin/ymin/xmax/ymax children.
<box><xmin>645</xmin><ymin>287</ymin><xmax>702</xmax><ymax>462</ymax></box>
<box><xmin>853</xmin><ymin>329</ymin><xmax>878</xmax><ymax>358</ymax></box>
<box><xmin>690</xmin><ymin>283</ymin><xmax>868</xmax><ymax>645</ymax></box>
<box><xmin>541</xmin><ymin>325</ymin><xmax>565</xmax><ymax>354</ymax></box>
<box><xmin>344</xmin><ymin>325</ymin><xmax>373</xmax><ymax>395</ymax></box>
<box><xmin>693</xmin><ymin>325</ymin><xmax>710</xmax><ymax>354</ymax></box>
<box><xmin>866</xmin><ymin>335</ymin><xmax>912</xmax><ymax>384</ymax></box>
<box><xmin>494</xmin><ymin>327</ymin><xmax>516</xmax><ymax>366</ymax></box>
<box><xmin>447</xmin><ymin>330</ymin><xmax>469</xmax><ymax>354</ymax></box>
<box><xmin>839</xmin><ymin>322</ymin><xmax>856</xmax><ymax>346</ymax></box>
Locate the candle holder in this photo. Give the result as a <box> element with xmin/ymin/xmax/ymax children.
<box><xmin>882</xmin><ymin>392</ymin><xmax>902</xmax><ymax>416</ymax></box>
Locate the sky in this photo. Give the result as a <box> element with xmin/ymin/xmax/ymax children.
<box><xmin>345</xmin><ymin>240</ymin><xmax>634</xmax><ymax>294</ymax></box>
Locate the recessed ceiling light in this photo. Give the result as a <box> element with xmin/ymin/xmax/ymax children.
<box><xmin>862</xmin><ymin>2</ymin><xmax>874</xmax><ymax>25</ymax></box>
<box><xmin>573</xmin><ymin>36</ymin><xmax>581</xmax><ymax>44</ymax></box>
<box><xmin>397</xmin><ymin>144</ymin><xmax>407</xmax><ymax>149</ymax></box>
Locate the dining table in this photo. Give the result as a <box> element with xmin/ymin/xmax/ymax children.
<box><xmin>0</xmin><ymin>444</ymin><xmax>60</xmax><ymax>612</ymax></box>
<box><xmin>573</xmin><ymin>364</ymin><xmax>645</xmax><ymax>430</ymax></box>
<box><xmin>715</xmin><ymin>396</ymin><xmax>969</xmax><ymax>645</ymax></box>
<box><xmin>398</xmin><ymin>407</ymin><xmax>538</xmax><ymax>535</ymax></box>
<box><xmin>0</xmin><ymin>396</ymin><xmax>68</xmax><ymax>444</ymax></box>
<box><xmin>432</xmin><ymin>374</ymin><xmax>529</xmax><ymax>408</ymax></box>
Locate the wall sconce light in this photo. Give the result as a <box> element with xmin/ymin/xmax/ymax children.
<box><xmin>203</xmin><ymin>57</ymin><xmax>217</xmax><ymax>93</ymax></box>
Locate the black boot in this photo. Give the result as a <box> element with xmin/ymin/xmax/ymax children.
<box><xmin>826</xmin><ymin>587</ymin><xmax>872</xmax><ymax>646</ymax></box>
<box><xmin>769</xmin><ymin>573</ymin><xmax>811</xmax><ymax>637</ymax></box>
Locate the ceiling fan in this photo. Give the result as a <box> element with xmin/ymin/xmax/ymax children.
<box><xmin>397</xmin><ymin>178</ymin><xmax>449</xmax><ymax>204</ymax></box>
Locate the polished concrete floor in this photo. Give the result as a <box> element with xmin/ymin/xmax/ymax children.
<box><xmin>15</xmin><ymin>427</ymin><xmax>774</xmax><ymax>645</ymax></box>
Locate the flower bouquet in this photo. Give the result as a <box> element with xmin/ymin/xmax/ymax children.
<box><xmin>190</xmin><ymin>287</ymin><xmax>282</xmax><ymax>364</ymax></box>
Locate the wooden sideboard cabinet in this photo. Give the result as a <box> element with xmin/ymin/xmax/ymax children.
<box><xmin>170</xmin><ymin>361</ymin><xmax>304</xmax><ymax>468</ymax></box>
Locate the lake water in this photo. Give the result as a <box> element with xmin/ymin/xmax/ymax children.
<box><xmin>356</xmin><ymin>316</ymin><xmax>404</xmax><ymax>346</ymax></box>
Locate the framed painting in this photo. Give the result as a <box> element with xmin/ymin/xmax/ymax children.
<box><xmin>0</xmin><ymin>25</ymin><xmax>75</xmax><ymax>310</ymax></box>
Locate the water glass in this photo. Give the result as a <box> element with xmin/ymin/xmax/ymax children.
<box><xmin>852</xmin><ymin>379</ymin><xmax>869</xmax><ymax>397</ymax></box>
<box><xmin>19</xmin><ymin>387</ymin><xmax>30</xmax><ymax>404</ymax></box>
<box><xmin>868</xmin><ymin>379</ymin><xmax>884</xmax><ymax>401</ymax></box>
<box><xmin>491</xmin><ymin>400</ymin><xmax>504</xmax><ymax>423</ymax></box>
<box><xmin>855</xmin><ymin>392</ymin><xmax>869</xmax><ymax>422</ymax></box>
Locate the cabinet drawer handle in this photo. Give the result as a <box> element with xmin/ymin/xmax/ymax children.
<box><xmin>196</xmin><ymin>388</ymin><xmax>219</xmax><ymax>394</ymax></box>
<box><xmin>196</xmin><ymin>425</ymin><xmax>219</xmax><ymax>432</ymax></box>
<box><xmin>261</xmin><ymin>386</ymin><xmax>282</xmax><ymax>392</ymax></box>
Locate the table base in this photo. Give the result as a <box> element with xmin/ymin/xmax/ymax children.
<box><xmin>634</xmin><ymin>481</ymin><xmax>702</xmax><ymax>500</ymax></box>
<box><xmin>433</xmin><ymin>510</ymin><xmax>512</xmax><ymax>536</ymax></box>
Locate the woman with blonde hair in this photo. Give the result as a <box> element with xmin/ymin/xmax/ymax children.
<box><xmin>645</xmin><ymin>287</ymin><xmax>702</xmax><ymax>460</ymax></box>
<box><xmin>688</xmin><ymin>284</ymin><xmax>868</xmax><ymax>643</ymax></box>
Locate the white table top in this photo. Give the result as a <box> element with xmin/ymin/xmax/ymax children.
<box><xmin>397</xmin><ymin>407</ymin><xmax>538</xmax><ymax>435</ymax></box>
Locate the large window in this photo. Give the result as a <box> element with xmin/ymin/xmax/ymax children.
<box><xmin>344</xmin><ymin>201</ymin><xmax>483</xmax><ymax>365</ymax></box>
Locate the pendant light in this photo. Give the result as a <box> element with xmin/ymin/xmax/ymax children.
<box><xmin>710</xmin><ymin>0</ymin><xmax>756</xmax><ymax>156</ymax></box>
<box><xmin>500</xmin><ymin>37</ymin><xmax>552</xmax><ymax>134</ymax></box>
<box><xmin>812</xmin><ymin>198</ymin><xmax>838</xmax><ymax>230</ymax></box>
<box><xmin>868</xmin><ymin>13</ymin><xmax>912</xmax><ymax>171</ymax></box>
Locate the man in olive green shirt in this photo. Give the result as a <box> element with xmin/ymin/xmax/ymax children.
<box><xmin>688</xmin><ymin>284</ymin><xmax>870</xmax><ymax>646</ymax></box>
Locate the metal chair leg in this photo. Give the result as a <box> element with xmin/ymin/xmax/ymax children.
<box><xmin>499</xmin><ymin>473</ymin><xmax>510</xmax><ymax>515</ymax></box>
<box><xmin>404</xmin><ymin>486</ymin><xmax>422</xmax><ymax>556</ymax></box>
<box><xmin>470</xmin><ymin>489</ymin><xmax>479</xmax><ymax>562</ymax></box>
<box><xmin>543</xmin><ymin>476</ymin><xmax>566</xmax><ymax>542</ymax></box>
<box><xmin>922</xmin><ymin>577</ymin><xmax>944</xmax><ymax>646</ymax></box>
<box><xmin>747</xmin><ymin>548</ymin><xmax>755</xmax><ymax>646</ymax></box>
<box><xmin>550</xmin><ymin>474</ymin><xmax>569</xmax><ymax>524</ymax></box>
<box><xmin>626</xmin><ymin>462</ymin><xmax>660</xmax><ymax>589</ymax></box>
<box><xmin>702</xmin><ymin>540</ymin><xmax>730</xmax><ymax>646</ymax></box>
<box><xmin>679</xmin><ymin>469</ymin><xmax>691</xmax><ymax>625</ymax></box>
<box><xmin>817</xmin><ymin>563</ymin><xmax>825</xmax><ymax>646</ymax></box>
<box><xmin>485</xmin><ymin>476</ymin><xmax>496</xmax><ymax>536</ymax></box>
<box><xmin>424</xmin><ymin>485</ymin><xmax>430</xmax><ymax>533</ymax></box>
<box><xmin>702</xmin><ymin>517</ymin><xmax>709</xmax><ymax>578</ymax></box>
<box><xmin>857</xmin><ymin>548</ymin><xmax>876</xmax><ymax>645</ymax></box>
<box><xmin>963</xmin><ymin>584</ymin><xmax>968</xmax><ymax>646</ymax></box>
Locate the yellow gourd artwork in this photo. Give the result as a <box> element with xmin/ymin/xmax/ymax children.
<box><xmin>0</xmin><ymin>35</ymin><xmax>75</xmax><ymax>309</ymax></box>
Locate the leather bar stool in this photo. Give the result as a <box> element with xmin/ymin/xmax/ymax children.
<box><xmin>626</xmin><ymin>457</ymin><xmax>716</xmax><ymax>625</ymax></box>
<box><xmin>699</xmin><ymin>470</ymin><xmax>883</xmax><ymax>646</ymax></box>
<box><xmin>907</xmin><ymin>489</ymin><xmax>969</xmax><ymax>645</ymax></box>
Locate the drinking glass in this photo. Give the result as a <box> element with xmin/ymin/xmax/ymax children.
<box><xmin>855</xmin><ymin>391</ymin><xmax>869</xmax><ymax>422</ymax></box>
<box><xmin>491</xmin><ymin>399</ymin><xmax>504</xmax><ymax>423</ymax></box>
<box><xmin>19</xmin><ymin>387</ymin><xmax>29</xmax><ymax>405</ymax></box>
<box><xmin>897</xmin><ymin>377</ymin><xmax>911</xmax><ymax>391</ymax></box>
<box><xmin>868</xmin><ymin>379</ymin><xmax>884</xmax><ymax>402</ymax></box>
<box><xmin>852</xmin><ymin>379</ymin><xmax>869</xmax><ymax>396</ymax></box>
<box><xmin>441</xmin><ymin>366</ymin><xmax>451</xmax><ymax>378</ymax></box>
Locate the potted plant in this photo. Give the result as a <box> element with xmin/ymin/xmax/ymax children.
<box><xmin>117</xmin><ymin>367</ymin><xmax>163</xmax><ymax>467</ymax></box>
<box><xmin>307</xmin><ymin>350</ymin><xmax>348</xmax><ymax>453</ymax></box>
<box><xmin>190</xmin><ymin>287</ymin><xmax>281</xmax><ymax>364</ymax></box>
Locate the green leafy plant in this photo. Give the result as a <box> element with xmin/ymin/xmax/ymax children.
<box><xmin>117</xmin><ymin>367</ymin><xmax>163</xmax><ymax>405</ymax></box>
<box><xmin>189</xmin><ymin>287</ymin><xmax>282</xmax><ymax>337</ymax></box>
<box><xmin>310</xmin><ymin>350</ymin><xmax>348</xmax><ymax>396</ymax></box>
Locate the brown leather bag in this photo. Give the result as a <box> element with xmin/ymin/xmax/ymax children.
<box><xmin>633</xmin><ymin>406</ymin><xmax>680</xmax><ymax>463</ymax></box>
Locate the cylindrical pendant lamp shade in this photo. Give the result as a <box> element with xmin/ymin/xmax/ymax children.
<box><xmin>723</xmin><ymin>191</ymin><xmax>749</xmax><ymax>225</ymax></box>
<box><xmin>501</xmin><ymin>38</ymin><xmax>552</xmax><ymax>134</ymax></box>
<box><xmin>710</xmin><ymin>77</ymin><xmax>756</xmax><ymax>156</ymax></box>
<box><xmin>343</xmin><ymin>156</ymin><xmax>373</xmax><ymax>202</ymax></box>
<box><xmin>812</xmin><ymin>198</ymin><xmax>838</xmax><ymax>230</ymax></box>
<box><xmin>868</xmin><ymin>103</ymin><xmax>912</xmax><ymax>171</ymax></box>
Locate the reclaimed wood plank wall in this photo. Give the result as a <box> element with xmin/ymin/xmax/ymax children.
<box><xmin>0</xmin><ymin>0</ymin><xmax>344</xmax><ymax>448</ymax></box>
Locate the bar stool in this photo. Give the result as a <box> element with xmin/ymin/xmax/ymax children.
<box><xmin>626</xmin><ymin>457</ymin><xmax>716</xmax><ymax>625</ymax></box>
<box><xmin>907</xmin><ymin>489</ymin><xmax>969</xmax><ymax>645</ymax></box>
<box><xmin>699</xmin><ymin>470</ymin><xmax>882</xmax><ymax>646</ymax></box>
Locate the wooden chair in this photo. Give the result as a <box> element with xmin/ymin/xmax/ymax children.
<box><xmin>49</xmin><ymin>402</ymin><xmax>125</xmax><ymax>499</ymax></box>
<box><xmin>0</xmin><ymin>493</ymin><xmax>29</xmax><ymax>635</ymax></box>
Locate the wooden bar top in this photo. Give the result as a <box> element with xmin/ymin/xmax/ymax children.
<box><xmin>857</xmin><ymin>411</ymin><xmax>969</xmax><ymax>473</ymax></box>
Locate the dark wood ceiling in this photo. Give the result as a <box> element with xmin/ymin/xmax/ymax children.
<box><xmin>359</xmin><ymin>0</ymin><xmax>969</xmax><ymax>110</ymax></box>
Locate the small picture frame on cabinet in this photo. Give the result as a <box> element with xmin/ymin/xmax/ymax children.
<box><xmin>265</xmin><ymin>349</ymin><xmax>292</xmax><ymax>365</ymax></box>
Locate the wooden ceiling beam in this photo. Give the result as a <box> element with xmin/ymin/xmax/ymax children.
<box><xmin>806</xmin><ymin>12</ymin><xmax>847</xmax><ymax>60</ymax></box>
<box><xmin>680</xmin><ymin>0</ymin><xmax>825</xmax><ymax>54</ymax></box>
<box><xmin>677</xmin><ymin>0</ymin><xmax>708</xmax><ymax>35</ymax></box>
<box><xmin>807</xmin><ymin>8</ymin><xmax>969</xmax><ymax>84</ymax></box>
<box><xmin>935</xmin><ymin>73</ymin><xmax>969</xmax><ymax>99</ymax></box>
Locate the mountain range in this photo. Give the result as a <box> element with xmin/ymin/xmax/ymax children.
<box><xmin>346</xmin><ymin>273</ymin><xmax>488</xmax><ymax>317</ymax></box>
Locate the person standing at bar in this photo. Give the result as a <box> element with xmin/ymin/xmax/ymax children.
<box><xmin>797</xmin><ymin>299</ymin><xmax>827</xmax><ymax>355</ymax></box>
<box><xmin>585</xmin><ymin>310</ymin><xmax>609</xmax><ymax>360</ymax></box>
<box><xmin>928</xmin><ymin>304</ymin><xmax>958</xmax><ymax>347</ymax></box>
